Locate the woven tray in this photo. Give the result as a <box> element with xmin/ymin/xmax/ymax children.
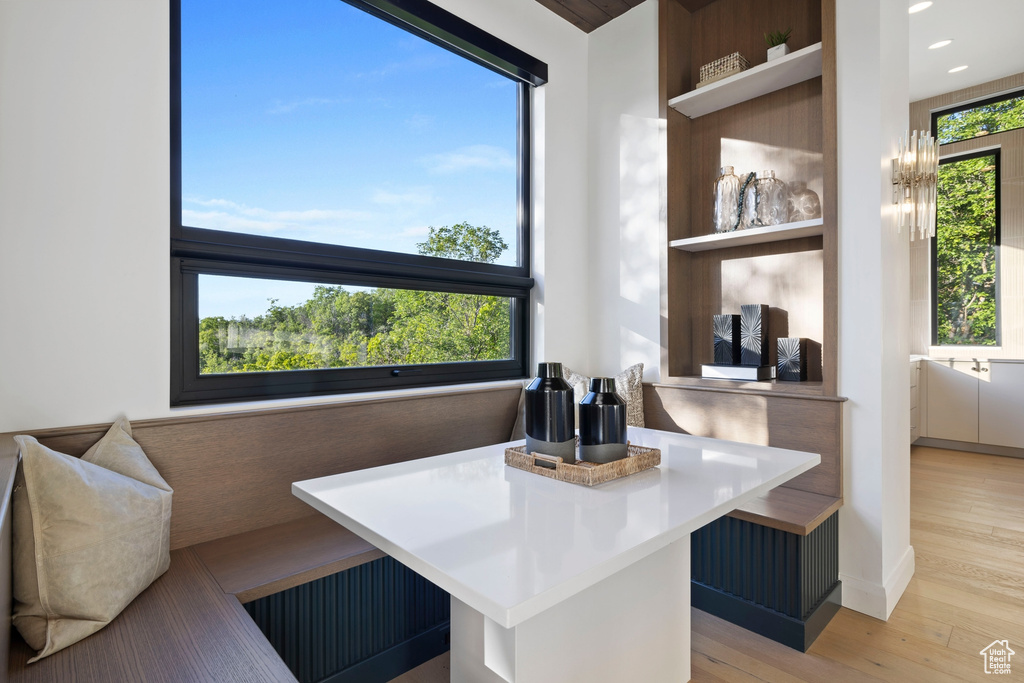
<box><xmin>504</xmin><ymin>442</ymin><xmax>661</xmax><ymax>486</ymax></box>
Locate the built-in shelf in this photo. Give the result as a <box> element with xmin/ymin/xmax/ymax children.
<box><xmin>668</xmin><ymin>43</ymin><xmax>823</xmax><ymax>119</ymax></box>
<box><xmin>653</xmin><ymin>379</ymin><xmax>842</xmax><ymax>401</ymax></box>
<box><xmin>670</xmin><ymin>218</ymin><xmax>823</xmax><ymax>252</ymax></box>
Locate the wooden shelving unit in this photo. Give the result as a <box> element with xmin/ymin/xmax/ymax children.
<box><xmin>668</xmin><ymin>43</ymin><xmax>823</xmax><ymax>119</ymax></box>
<box><xmin>657</xmin><ymin>0</ymin><xmax>840</xmax><ymax>493</ymax></box>
<box><xmin>670</xmin><ymin>218</ymin><xmax>823</xmax><ymax>252</ymax></box>
<box><xmin>654</xmin><ymin>1</ymin><xmax>841</xmax><ymax>645</ymax></box>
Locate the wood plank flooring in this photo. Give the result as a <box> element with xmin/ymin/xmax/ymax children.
<box><xmin>393</xmin><ymin>445</ymin><xmax>1024</xmax><ymax>682</ymax></box>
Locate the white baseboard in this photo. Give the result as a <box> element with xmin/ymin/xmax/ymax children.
<box><xmin>840</xmin><ymin>545</ymin><xmax>915</xmax><ymax>620</ymax></box>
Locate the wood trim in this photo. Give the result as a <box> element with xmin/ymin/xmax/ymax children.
<box><xmin>12</xmin><ymin>384</ymin><xmax>522</xmax><ymax>442</ymax></box>
<box><xmin>532</xmin><ymin>0</ymin><xmax>603</xmax><ymax>31</ymax></box>
<box><xmin>192</xmin><ymin>515</ymin><xmax>386</xmax><ymax>604</ymax></box>
<box><xmin>0</xmin><ymin>449</ymin><xmax>16</xmax><ymax>683</ymax></box>
<box><xmin>651</xmin><ymin>381</ymin><xmax>846</xmax><ymax>402</ymax></box>
<box><xmin>728</xmin><ymin>488</ymin><xmax>842</xmax><ymax>535</ymax></box>
<box><xmin>9</xmin><ymin>548</ymin><xmax>298</xmax><ymax>683</ymax></box>
<box><xmin>820</xmin><ymin>0</ymin><xmax>838</xmax><ymax>396</ymax></box>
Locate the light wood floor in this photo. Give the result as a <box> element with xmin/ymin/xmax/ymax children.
<box><xmin>394</xmin><ymin>445</ymin><xmax>1024</xmax><ymax>682</ymax></box>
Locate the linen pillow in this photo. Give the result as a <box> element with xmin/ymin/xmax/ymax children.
<box><xmin>508</xmin><ymin>363</ymin><xmax>646</xmax><ymax>440</ymax></box>
<box><xmin>563</xmin><ymin>363</ymin><xmax>645</xmax><ymax>428</ymax></box>
<box><xmin>12</xmin><ymin>416</ymin><xmax>172</xmax><ymax>662</ymax></box>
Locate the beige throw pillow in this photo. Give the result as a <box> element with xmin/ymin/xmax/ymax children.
<box><xmin>12</xmin><ymin>416</ymin><xmax>172</xmax><ymax>662</ymax></box>
<box><xmin>563</xmin><ymin>363</ymin><xmax>646</xmax><ymax>428</ymax></box>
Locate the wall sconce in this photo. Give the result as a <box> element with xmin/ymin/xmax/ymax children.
<box><xmin>892</xmin><ymin>130</ymin><xmax>939</xmax><ymax>241</ymax></box>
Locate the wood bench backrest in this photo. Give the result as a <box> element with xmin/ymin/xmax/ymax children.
<box><xmin>4</xmin><ymin>385</ymin><xmax>521</xmax><ymax>549</ymax></box>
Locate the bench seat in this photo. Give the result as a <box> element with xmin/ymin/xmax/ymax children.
<box><xmin>193</xmin><ymin>514</ymin><xmax>385</xmax><ymax>603</ymax></box>
<box><xmin>10</xmin><ymin>548</ymin><xmax>298</xmax><ymax>683</ymax></box>
<box><xmin>728</xmin><ymin>488</ymin><xmax>842</xmax><ymax>536</ymax></box>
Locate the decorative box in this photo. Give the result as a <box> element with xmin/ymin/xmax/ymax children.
<box><xmin>697</xmin><ymin>52</ymin><xmax>750</xmax><ymax>88</ymax></box>
<box><xmin>740</xmin><ymin>304</ymin><xmax>770</xmax><ymax>367</ymax></box>
<box><xmin>777</xmin><ymin>337</ymin><xmax>808</xmax><ymax>381</ymax></box>
<box><xmin>713</xmin><ymin>314</ymin><xmax>741</xmax><ymax>365</ymax></box>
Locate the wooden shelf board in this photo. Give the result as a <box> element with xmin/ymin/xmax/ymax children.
<box><xmin>728</xmin><ymin>487</ymin><xmax>842</xmax><ymax>535</ymax></box>
<box><xmin>669</xmin><ymin>42</ymin><xmax>823</xmax><ymax>118</ymax></box>
<box><xmin>653</xmin><ymin>378</ymin><xmax>846</xmax><ymax>402</ymax></box>
<box><xmin>670</xmin><ymin>218</ymin><xmax>823</xmax><ymax>252</ymax></box>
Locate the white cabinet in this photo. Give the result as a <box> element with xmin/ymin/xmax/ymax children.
<box><xmin>926</xmin><ymin>360</ymin><xmax>980</xmax><ymax>442</ymax></box>
<box><xmin>979</xmin><ymin>362</ymin><xmax>1024</xmax><ymax>448</ymax></box>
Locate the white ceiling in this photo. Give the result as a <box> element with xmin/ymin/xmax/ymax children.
<box><xmin>909</xmin><ymin>0</ymin><xmax>1024</xmax><ymax>102</ymax></box>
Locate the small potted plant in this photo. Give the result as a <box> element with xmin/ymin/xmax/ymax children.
<box><xmin>765</xmin><ymin>28</ymin><xmax>792</xmax><ymax>62</ymax></box>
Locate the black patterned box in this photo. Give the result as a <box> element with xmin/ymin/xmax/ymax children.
<box><xmin>713</xmin><ymin>314</ymin><xmax>741</xmax><ymax>365</ymax></box>
<box><xmin>740</xmin><ymin>304</ymin><xmax>769</xmax><ymax>367</ymax></box>
<box><xmin>777</xmin><ymin>337</ymin><xmax>808</xmax><ymax>381</ymax></box>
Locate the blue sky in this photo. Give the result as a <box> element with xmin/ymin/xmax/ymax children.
<box><xmin>182</xmin><ymin>0</ymin><xmax>518</xmax><ymax>319</ymax></box>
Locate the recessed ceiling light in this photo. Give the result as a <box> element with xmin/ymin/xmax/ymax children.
<box><xmin>949</xmin><ymin>65</ymin><xmax>969</xmax><ymax>73</ymax></box>
<box><xmin>928</xmin><ymin>40</ymin><xmax>953</xmax><ymax>49</ymax></box>
<box><xmin>909</xmin><ymin>2</ymin><xmax>933</xmax><ymax>13</ymax></box>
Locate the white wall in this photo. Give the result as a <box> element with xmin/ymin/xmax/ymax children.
<box><xmin>0</xmin><ymin>0</ymin><xmax>590</xmax><ymax>432</ymax></box>
<box><xmin>835</xmin><ymin>0</ymin><xmax>914</xmax><ymax>619</ymax></box>
<box><xmin>585</xmin><ymin>1</ymin><xmax>664</xmax><ymax>382</ymax></box>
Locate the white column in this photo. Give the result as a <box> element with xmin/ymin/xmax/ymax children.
<box><xmin>450</xmin><ymin>536</ymin><xmax>690</xmax><ymax>683</ymax></box>
<box><xmin>835</xmin><ymin>0</ymin><xmax>914</xmax><ymax>619</ymax></box>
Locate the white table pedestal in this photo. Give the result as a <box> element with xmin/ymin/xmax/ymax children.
<box><xmin>451</xmin><ymin>537</ymin><xmax>691</xmax><ymax>683</ymax></box>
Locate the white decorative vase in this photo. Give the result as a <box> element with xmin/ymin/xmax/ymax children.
<box><xmin>767</xmin><ymin>43</ymin><xmax>790</xmax><ymax>62</ymax></box>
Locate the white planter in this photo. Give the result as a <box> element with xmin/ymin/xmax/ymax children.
<box><xmin>767</xmin><ymin>43</ymin><xmax>791</xmax><ymax>62</ymax></box>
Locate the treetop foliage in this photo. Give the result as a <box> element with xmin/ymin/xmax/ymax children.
<box><xmin>199</xmin><ymin>222</ymin><xmax>513</xmax><ymax>374</ymax></box>
<box><xmin>936</xmin><ymin>94</ymin><xmax>1024</xmax><ymax>145</ymax></box>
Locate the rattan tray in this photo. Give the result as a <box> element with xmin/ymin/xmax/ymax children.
<box><xmin>504</xmin><ymin>442</ymin><xmax>661</xmax><ymax>486</ymax></box>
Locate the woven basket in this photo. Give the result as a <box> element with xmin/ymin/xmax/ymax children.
<box><xmin>504</xmin><ymin>442</ymin><xmax>661</xmax><ymax>486</ymax></box>
<box><xmin>697</xmin><ymin>51</ymin><xmax>749</xmax><ymax>88</ymax></box>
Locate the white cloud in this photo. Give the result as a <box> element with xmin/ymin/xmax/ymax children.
<box><xmin>423</xmin><ymin>145</ymin><xmax>515</xmax><ymax>174</ymax></box>
<box><xmin>371</xmin><ymin>188</ymin><xmax>434</xmax><ymax>206</ymax></box>
<box><xmin>405</xmin><ymin>113</ymin><xmax>434</xmax><ymax>131</ymax></box>
<box><xmin>267</xmin><ymin>97</ymin><xmax>340</xmax><ymax>115</ymax></box>
<box><xmin>182</xmin><ymin>199</ymin><xmax>372</xmax><ymax>238</ymax></box>
<box><xmin>400</xmin><ymin>225</ymin><xmax>431</xmax><ymax>238</ymax></box>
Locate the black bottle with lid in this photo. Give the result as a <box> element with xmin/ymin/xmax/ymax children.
<box><xmin>524</xmin><ymin>362</ymin><xmax>576</xmax><ymax>466</ymax></box>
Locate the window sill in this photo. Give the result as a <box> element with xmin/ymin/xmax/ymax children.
<box><xmin>169</xmin><ymin>378</ymin><xmax>525</xmax><ymax>419</ymax></box>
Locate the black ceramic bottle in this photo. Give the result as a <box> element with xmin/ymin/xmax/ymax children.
<box><xmin>524</xmin><ymin>362</ymin><xmax>576</xmax><ymax>465</ymax></box>
<box><xmin>578</xmin><ymin>377</ymin><xmax>627</xmax><ymax>464</ymax></box>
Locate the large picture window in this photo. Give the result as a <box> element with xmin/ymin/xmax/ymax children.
<box><xmin>172</xmin><ymin>0</ymin><xmax>546</xmax><ymax>405</ymax></box>
<box><xmin>933</xmin><ymin>150</ymin><xmax>1000</xmax><ymax>346</ymax></box>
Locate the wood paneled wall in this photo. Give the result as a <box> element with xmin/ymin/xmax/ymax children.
<box><xmin>644</xmin><ymin>384</ymin><xmax>842</xmax><ymax>498</ymax></box>
<box><xmin>1</xmin><ymin>386</ymin><xmax>521</xmax><ymax>550</ymax></box>
<box><xmin>909</xmin><ymin>72</ymin><xmax>1024</xmax><ymax>359</ymax></box>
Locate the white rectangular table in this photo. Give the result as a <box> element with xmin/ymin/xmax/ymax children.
<box><xmin>293</xmin><ymin>427</ymin><xmax>819</xmax><ymax>683</ymax></box>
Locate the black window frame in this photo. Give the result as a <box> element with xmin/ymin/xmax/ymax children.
<box><xmin>931</xmin><ymin>88</ymin><xmax>1024</xmax><ymax>145</ymax></box>
<box><xmin>931</xmin><ymin>147</ymin><xmax>1002</xmax><ymax>347</ymax></box>
<box><xmin>170</xmin><ymin>0</ymin><xmax>546</xmax><ymax>406</ymax></box>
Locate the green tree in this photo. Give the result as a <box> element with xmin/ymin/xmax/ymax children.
<box><xmin>935</xmin><ymin>154</ymin><xmax>997</xmax><ymax>345</ymax></box>
<box><xmin>197</xmin><ymin>222</ymin><xmax>512</xmax><ymax>374</ymax></box>
<box><xmin>416</xmin><ymin>222</ymin><xmax>508</xmax><ymax>263</ymax></box>
<box><xmin>936</xmin><ymin>95</ymin><xmax>1024</xmax><ymax>144</ymax></box>
<box><xmin>369</xmin><ymin>223</ymin><xmax>512</xmax><ymax>364</ymax></box>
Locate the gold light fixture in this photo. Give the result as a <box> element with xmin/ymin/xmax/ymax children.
<box><xmin>892</xmin><ymin>130</ymin><xmax>939</xmax><ymax>240</ymax></box>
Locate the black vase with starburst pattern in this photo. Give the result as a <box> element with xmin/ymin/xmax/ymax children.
<box><xmin>713</xmin><ymin>314</ymin><xmax>741</xmax><ymax>365</ymax></box>
<box><xmin>777</xmin><ymin>337</ymin><xmax>807</xmax><ymax>381</ymax></box>
<box><xmin>740</xmin><ymin>304</ymin><xmax>769</xmax><ymax>367</ymax></box>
